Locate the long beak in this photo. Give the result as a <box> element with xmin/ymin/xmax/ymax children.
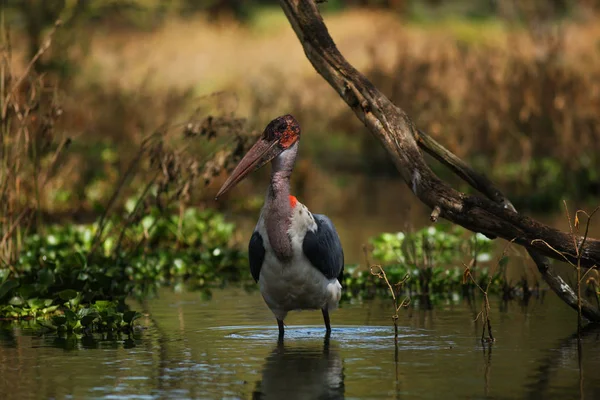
<box><xmin>215</xmin><ymin>137</ymin><xmax>281</xmax><ymax>199</ymax></box>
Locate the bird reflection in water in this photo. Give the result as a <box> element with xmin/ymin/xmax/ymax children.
<box><xmin>252</xmin><ymin>338</ymin><xmax>344</xmax><ymax>399</ymax></box>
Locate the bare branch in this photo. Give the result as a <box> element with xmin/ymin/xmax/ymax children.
<box><xmin>278</xmin><ymin>0</ymin><xmax>600</xmax><ymax>322</ymax></box>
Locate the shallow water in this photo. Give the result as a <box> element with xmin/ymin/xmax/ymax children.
<box><xmin>1</xmin><ymin>288</ymin><xmax>600</xmax><ymax>399</ymax></box>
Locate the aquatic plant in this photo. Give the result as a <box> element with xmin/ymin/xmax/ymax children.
<box><xmin>37</xmin><ymin>298</ymin><xmax>142</xmax><ymax>334</ymax></box>
<box><xmin>0</xmin><ymin>282</ymin><xmax>141</xmax><ymax>334</ymax></box>
<box><xmin>464</xmin><ymin>240</ymin><xmax>513</xmax><ymax>343</ymax></box>
<box><xmin>342</xmin><ymin>225</ymin><xmax>503</xmax><ymax>304</ymax></box>
<box><xmin>0</xmin><ymin>206</ymin><xmax>248</xmax><ymax>324</ymax></box>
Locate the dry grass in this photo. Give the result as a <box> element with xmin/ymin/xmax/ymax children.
<box><xmin>5</xmin><ymin>8</ymin><xmax>600</xmax><ymax>221</ymax></box>
<box><xmin>0</xmin><ymin>20</ymin><xmax>64</xmax><ymax>265</ymax></box>
<box><xmin>0</xmin><ymin>13</ymin><xmax>258</xmax><ymax>267</ymax></box>
<box><xmin>81</xmin><ymin>10</ymin><xmax>401</xmax><ymax>93</ymax></box>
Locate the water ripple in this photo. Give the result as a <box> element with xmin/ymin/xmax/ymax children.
<box><xmin>203</xmin><ymin>325</ymin><xmax>454</xmax><ymax>350</ymax></box>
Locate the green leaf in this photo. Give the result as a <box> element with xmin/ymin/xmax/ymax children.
<box><xmin>80</xmin><ymin>313</ymin><xmax>99</xmax><ymax>327</ymax></box>
<box><xmin>141</xmin><ymin>215</ymin><xmax>155</xmax><ymax>231</ymax></box>
<box><xmin>42</xmin><ymin>305</ymin><xmax>59</xmax><ymax>314</ymax></box>
<box><xmin>64</xmin><ymin>309</ymin><xmax>78</xmax><ymax>328</ymax></box>
<box><xmin>27</xmin><ymin>298</ymin><xmax>46</xmax><ymax>310</ymax></box>
<box><xmin>123</xmin><ymin>311</ymin><xmax>142</xmax><ymax>324</ymax></box>
<box><xmin>58</xmin><ymin>289</ymin><xmax>78</xmax><ymax>301</ymax></box>
<box><xmin>0</xmin><ymin>280</ymin><xmax>19</xmax><ymax>301</ymax></box>
<box><xmin>16</xmin><ymin>284</ymin><xmax>36</xmax><ymax>299</ymax></box>
<box><xmin>9</xmin><ymin>296</ymin><xmax>24</xmax><ymax>306</ymax></box>
<box><xmin>68</xmin><ymin>292</ymin><xmax>82</xmax><ymax>308</ymax></box>
<box><xmin>77</xmin><ymin>308</ymin><xmax>99</xmax><ymax>326</ymax></box>
<box><xmin>77</xmin><ymin>307</ymin><xmax>92</xmax><ymax>318</ymax></box>
<box><xmin>47</xmin><ymin>235</ymin><xmax>58</xmax><ymax>246</ymax></box>
<box><xmin>52</xmin><ymin>315</ymin><xmax>67</xmax><ymax>326</ymax></box>
<box><xmin>37</xmin><ymin>269</ymin><xmax>55</xmax><ymax>287</ymax></box>
<box><xmin>93</xmin><ymin>300</ymin><xmax>112</xmax><ymax>311</ymax></box>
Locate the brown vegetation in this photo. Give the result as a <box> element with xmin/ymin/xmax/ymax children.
<box><xmin>3</xmin><ymin>4</ymin><xmax>600</xmax><ymax>258</ymax></box>
<box><xmin>76</xmin><ymin>9</ymin><xmax>599</xmax><ymax>210</ymax></box>
<box><xmin>0</xmin><ymin>19</ymin><xmax>255</xmax><ymax>267</ymax></box>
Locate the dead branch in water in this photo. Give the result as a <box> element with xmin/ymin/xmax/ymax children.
<box><xmin>370</xmin><ymin>264</ymin><xmax>410</xmax><ymax>341</ymax></box>
<box><xmin>533</xmin><ymin>203</ymin><xmax>599</xmax><ymax>332</ymax></box>
<box><xmin>278</xmin><ymin>0</ymin><xmax>600</xmax><ymax>322</ymax></box>
<box><xmin>464</xmin><ymin>240</ymin><xmax>514</xmax><ymax>342</ymax></box>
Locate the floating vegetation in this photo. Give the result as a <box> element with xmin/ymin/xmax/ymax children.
<box><xmin>342</xmin><ymin>225</ymin><xmax>505</xmax><ymax>304</ymax></box>
<box><xmin>0</xmin><ymin>207</ymin><xmax>249</xmax><ymax>327</ymax></box>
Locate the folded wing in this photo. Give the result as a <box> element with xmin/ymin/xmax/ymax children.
<box><xmin>302</xmin><ymin>213</ymin><xmax>344</xmax><ymax>283</ymax></box>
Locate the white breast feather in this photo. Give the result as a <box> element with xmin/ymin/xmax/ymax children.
<box><xmin>256</xmin><ymin>201</ymin><xmax>342</xmax><ymax>320</ymax></box>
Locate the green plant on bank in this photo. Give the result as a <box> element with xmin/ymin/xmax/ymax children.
<box><xmin>342</xmin><ymin>225</ymin><xmax>504</xmax><ymax>303</ymax></box>
<box><xmin>0</xmin><ymin>206</ymin><xmax>249</xmax><ymax>322</ymax></box>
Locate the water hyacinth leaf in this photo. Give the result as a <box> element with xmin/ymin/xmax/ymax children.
<box><xmin>58</xmin><ymin>289</ymin><xmax>78</xmax><ymax>301</ymax></box>
<box><xmin>77</xmin><ymin>307</ymin><xmax>92</xmax><ymax>319</ymax></box>
<box><xmin>52</xmin><ymin>315</ymin><xmax>67</xmax><ymax>326</ymax></box>
<box><xmin>64</xmin><ymin>309</ymin><xmax>78</xmax><ymax>327</ymax></box>
<box><xmin>0</xmin><ymin>280</ymin><xmax>19</xmax><ymax>301</ymax></box>
<box><xmin>77</xmin><ymin>272</ymin><xmax>90</xmax><ymax>281</ymax></box>
<box><xmin>80</xmin><ymin>312</ymin><xmax>99</xmax><ymax>327</ymax></box>
<box><xmin>94</xmin><ymin>300</ymin><xmax>113</xmax><ymax>311</ymax></box>
<box><xmin>42</xmin><ymin>305</ymin><xmax>59</xmax><ymax>314</ymax></box>
<box><xmin>16</xmin><ymin>284</ymin><xmax>37</xmax><ymax>299</ymax></box>
<box><xmin>9</xmin><ymin>296</ymin><xmax>24</xmax><ymax>306</ymax></box>
<box><xmin>123</xmin><ymin>311</ymin><xmax>142</xmax><ymax>324</ymax></box>
<box><xmin>27</xmin><ymin>298</ymin><xmax>47</xmax><ymax>310</ymax></box>
<box><xmin>69</xmin><ymin>292</ymin><xmax>83</xmax><ymax>308</ymax></box>
<box><xmin>37</xmin><ymin>269</ymin><xmax>55</xmax><ymax>287</ymax></box>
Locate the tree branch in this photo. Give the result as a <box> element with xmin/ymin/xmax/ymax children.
<box><xmin>278</xmin><ymin>0</ymin><xmax>600</xmax><ymax>322</ymax></box>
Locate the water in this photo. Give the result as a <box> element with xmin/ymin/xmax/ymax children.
<box><xmin>1</xmin><ymin>288</ymin><xmax>599</xmax><ymax>399</ymax></box>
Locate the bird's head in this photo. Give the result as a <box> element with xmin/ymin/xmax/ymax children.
<box><xmin>215</xmin><ymin>114</ymin><xmax>300</xmax><ymax>199</ymax></box>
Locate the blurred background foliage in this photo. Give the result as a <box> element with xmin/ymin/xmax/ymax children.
<box><xmin>2</xmin><ymin>0</ymin><xmax>599</xmax><ymax>215</ymax></box>
<box><xmin>1</xmin><ymin>0</ymin><xmax>600</xmax><ymax>319</ymax></box>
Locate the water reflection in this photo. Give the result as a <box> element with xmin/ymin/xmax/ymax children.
<box><xmin>37</xmin><ymin>331</ymin><xmax>142</xmax><ymax>351</ymax></box>
<box><xmin>482</xmin><ymin>343</ymin><xmax>493</xmax><ymax>397</ymax></box>
<box><xmin>252</xmin><ymin>338</ymin><xmax>344</xmax><ymax>400</ymax></box>
<box><xmin>2</xmin><ymin>290</ymin><xmax>600</xmax><ymax>399</ymax></box>
<box><xmin>526</xmin><ymin>324</ymin><xmax>600</xmax><ymax>399</ymax></box>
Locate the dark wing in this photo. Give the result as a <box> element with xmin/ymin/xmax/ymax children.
<box><xmin>302</xmin><ymin>213</ymin><xmax>344</xmax><ymax>283</ymax></box>
<box><xmin>248</xmin><ymin>231</ymin><xmax>265</xmax><ymax>282</ymax></box>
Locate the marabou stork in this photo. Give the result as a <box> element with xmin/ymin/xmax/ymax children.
<box><xmin>216</xmin><ymin>114</ymin><xmax>344</xmax><ymax>339</ymax></box>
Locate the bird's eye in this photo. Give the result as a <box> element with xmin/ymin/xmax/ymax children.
<box><xmin>277</xmin><ymin>121</ymin><xmax>287</xmax><ymax>132</ymax></box>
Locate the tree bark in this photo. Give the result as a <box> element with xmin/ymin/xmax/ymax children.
<box><xmin>278</xmin><ymin>0</ymin><xmax>600</xmax><ymax>322</ymax></box>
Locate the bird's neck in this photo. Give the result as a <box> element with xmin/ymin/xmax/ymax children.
<box><xmin>264</xmin><ymin>144</ymin><xmax>298</xmax><ymax>261</ymax></box>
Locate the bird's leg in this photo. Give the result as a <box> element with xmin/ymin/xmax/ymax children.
<box><xmin>322</xmin><ymin>308</ymin><xmax>331</xmax><ymax>337</ymax></box>
<box><xmin>277</xmin><ymin>318</ymin><xmax>285</xmax><ymax>342</ymax></box>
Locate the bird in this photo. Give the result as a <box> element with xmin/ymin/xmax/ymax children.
<box><xmin>215</xmin><ymin>114</ymin><xmax>344</xmax><ymax>340</ymax></box>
